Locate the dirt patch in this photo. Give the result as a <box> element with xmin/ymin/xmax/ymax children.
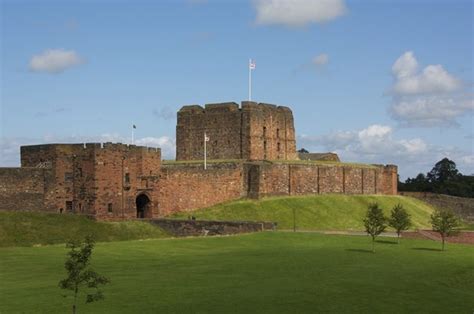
<box><xmin>403</xmin><ymin>230</ymin><xmax>474</xmax><ymax>245</ymax></box>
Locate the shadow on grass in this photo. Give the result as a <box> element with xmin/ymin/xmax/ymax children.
<box><xmin>345</xmin><ymin>249</ymin><xmax>373</xmax><ymax>253</ymax></box>
<box><xmin>412</xmin><ymin>247</ymin><xmax>442</xmax><ymax>252</ymax></box>
<box><xmin>376</xmin><ymin>240</ymin><xmax>398</xmax><ymax>245</ymax></box>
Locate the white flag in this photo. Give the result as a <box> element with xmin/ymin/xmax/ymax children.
<box><xmin>249</xmin><ymin>59</ymin><xmax>256</xmax><ymax>70</ymax></box>
<box><xmin>205</xmin><ymin>134</ymin><xmax>210</xmax><ymax>142</ymax></box>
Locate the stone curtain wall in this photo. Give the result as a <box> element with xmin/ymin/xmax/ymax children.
<box><xmin>176</xmin><ymin>101</ymin><xmax>297</xmax><ymax>162</ymax></box>
<box><xmin>399</xmin><ymin>192</ymin><xmax>474</xmax><ymax>222</ymax></box>
<box><xmin>252</xmin><ymin>162</ymin><xmax>397</xmax><ymax>198</ymax></box>
<box><xmin>3</xmin><ymin>143</ymin><xmax>397</xmax><ymax>219</ymax></box>
<box><xmin>0</xmin><ymin>168</ymin><xmax>51</xmax><ymax>211</ymax></box>
<box><xmin>148</xmin><ymin>219</ymin><xmax>275</xmax><ymax>237</ymax></box>
<box><xmin>158</xmin><ymin>162</ymin><xmax>245</xmax><ymax>216</ymax></box>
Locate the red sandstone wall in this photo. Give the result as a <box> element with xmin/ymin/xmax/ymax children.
<box><xmin>92</xmin><ymin>143</ymin><xmax>161</xmax><ymax>220</ymax></box>
<box><xmin>176</xmin><ymin>101</ymin><xmax>297</xmax><ymax>161</ymax></box>
<box><xmin>158</xmin><ymin>163</ymin><xmax>244</xmax><ymax>215</ymax></box>
<box><xmin>0</xmin><ymin>168</ymin><xmax>51</xmax><ymax>211</ymax></box>
<box><xmin>11</xmin><ymin>144</ymin><xmax>397</xmax><ymax>219</ymax></box>
<box><xmin>254</xmin><ymin>163</ymin><xmax>397</xmax><ymax>198</ymax></box>
<box><xmin>259</xmin><ymin>164</ymin><xmax>289</xmax><ymax>196</ymax></box>
<box><xmin>176</xmin><ymin>103</ymin><xmax>243</xmax><ymax>160</ymax></box>
<box><xmin>242</xmin><ymin>102</ymin><xmax>297</xmax><ymax>161</ymax></box>
<box><xmin>344</xmin><ymin>167</ymin><xmax>363</xmax><ymax>194</ymax></box>
<box><xmin>19</xmin><ymin>143</ymin><xmax>162</xmax><ymax>219</ymax></box>
<box><xmin>289</xmin><ymin>165</ymin><xmax>319</xmax><ymax>195</ymax></box>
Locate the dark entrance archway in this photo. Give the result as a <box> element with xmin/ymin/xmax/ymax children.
<box><xmin>136</xmin><ymin>194</ymin><xmax>152</xmax><ymax>218</ymax></box>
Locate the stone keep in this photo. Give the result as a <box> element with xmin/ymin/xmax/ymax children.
<box><xmin>176</xmin><ymin>101</ymin><xmax>297</xmax><ymax>161</ymax></box>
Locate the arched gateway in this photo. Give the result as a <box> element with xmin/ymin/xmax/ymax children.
<box><xmin>136</xmin><ymin>194</ymin><xmax>152</xmax><ymax>218</ymax></box>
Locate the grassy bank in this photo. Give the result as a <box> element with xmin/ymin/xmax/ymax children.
<box><xmin>1</xmin><ymin>232</ymin><xmax>473</xmax><ymax>313</ymax></box>
<box><xmin>0</xmin><ymin>211</ymin><xmax>169</xmax><ymax>247</ymax></box>
<box><xmin>171</xmin><ymin>195</ymin><xmax>436</xmax><ymax>231</ymax></box>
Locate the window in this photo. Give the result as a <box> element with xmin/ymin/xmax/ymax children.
<box><xmin>277</xmin><ymin>142</ymin><xmax>281</xmax><ymax>151</ymax></box>
<box><xmin>66</xmin><ymin>201</ymin><xmax>73</xmax><ymax>213</ymax></box>
<box><xmin>108</xmin><ymin>203</ymin><xmax>113</xmax><ymax>213</ymax></box>
<box><xmin>125</xmin><ymin>173</ymin><xmax>130</xmax><ymax>184</ymax></box>
<box><xmin>263</xmin><ymin>140</ymin><xmax>267</xmax><ymax>159</ymax></box>
<box><xmin>263</xmin><ymin>126</ymin><xmax>267</xmax><ymax>137</ymax></box>
<box><xmin>78</xmin><ymin>168</ymin><xmax>83</xmax><ymax>177</ymax></box>
<box><xmin>277</xmin><ymin>129</ymin><xmax>280</xmax><ymax>138</ymax></box>
<box><xmin>65</xmin><ymin>172</ymin><xmax>73</xmax><ymax>182</ymax></box>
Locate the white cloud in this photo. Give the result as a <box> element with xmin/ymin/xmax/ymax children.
<box><xmin>299</xmin><ymin>124</ymin><xmax>474</xmax><ymax>179</ymax></box>
<box><xmin>29</xmin><ymin>49</ymin><xmax>83</xmax><ymax>73</ymax></box>
<box><xmin>461</xmin><ymin>155</ymin><xmax>474</xmax><ymax>166</ymax></box>
<box><xmin>135</xmin><ymin>136</ymin><xmax>175</xmax><ymax>159</ymax></box>
<box><xmin>392</xmin><ymin>51</ymin><xmax>418</xmax><ymax>80</ymax></box>
<box><xmin>390</xmin><ymin>95</ymin><xmax>474</xmax><ymax>127</ymax></box>
<box><xmin>254</xmin><ymin>0</ymin><xmax>347</xmax><ymax>27</ymax></box>
<box><xmin>389</xmin><ymin>51</ymin><xmax>471</xmax><ymax>127</ymax></box>
<box><xmin>152</xmin><ymin>106</ymin><xmax>176</xmax><ymax>120</ymax></box>
<box><xmin>300</xmin><ymin>124</ymin><xmax>428</xmax><ymax>159</ymax></box>
<box><xmin>297</xmin><ymin>124</ymin><xmax>461</xmax><ymax>179</ymax></box>
<box><xmin>0</xmin><ymin>135</ymin><xmax>175</xmax><ymax>167</ymax></box>
<box><xmin>312</xmin><ymin>53</ymin><xmax>329</xmax><ymax>66</ymax></box>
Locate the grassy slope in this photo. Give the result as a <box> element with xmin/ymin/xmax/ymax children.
<box><xmin>171</xmin><ymin>195</ymin><xmax>436</xmax><ymax>231</ymax></box>
<box><xmin>1</xmin><ymin>232</ymin><xmax>473</xmax><ymax>313</ymax></box>
<box><xmin>0</xmin><ymin>211</ymin><xmax>169</xmax><ymax>247</ymax></box>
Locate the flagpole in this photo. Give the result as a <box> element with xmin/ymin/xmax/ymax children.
<box><xmin>131</xmin><ymin>123</ymin><xmax>135</xmax><ymax>145</ymax></box>
<box><xmin>248</xmin><ymin>58</ymin><xmax>252</xmax><ymax>101</ymax></box>
<box><xmin>204</xmin><ymin>131</ymin><xmax>207</xmax><ymax>170</ymax></box>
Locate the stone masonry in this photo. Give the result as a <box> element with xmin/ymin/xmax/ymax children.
<box><xmin>0</xmin><ymin>101</ymin><xmax>398</xmax><ymax>219</ymax></box>
<box><xmin>176</xmin><ymin>101</ymin><xmax>297</xmax><ymax>161</ymax></box>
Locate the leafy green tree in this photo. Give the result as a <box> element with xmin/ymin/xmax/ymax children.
<box><xmin>388</xmin><ymin>204</ymin><xmax>411</xmax><ymax>243</ymax></box>
<box><xmin>430</xmin><ymin>209</ymin><xmax>460</xmax><ymax>251</ymax></box>
<box><xmin>364</xmin><ymin>203</ymin><xmax>387</xmax><ymax>252</ymax></box>
<box><xmin>399</xmin><ymin>158</ymin><xmax>474</xmax><ymax>198</ymax></box>
<box><xmin>59</xmin><ymin>236</ymin><xmax>109</xmax><ymax>314</ymax></box>
<box><xmin>297</xmin><ymin>148</ymin><xmax>309</xmax><ymax>153</ymax></box>
<box><xmin>427</xmin><ymin>158</ymin><xmax>459</xmax><ymax>183</ymax></box>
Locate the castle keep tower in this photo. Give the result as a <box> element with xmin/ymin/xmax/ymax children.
<box><xmin>176</xmin><ymin>101</ymin><xmax>297</xmax><ymax>161</ymax></box>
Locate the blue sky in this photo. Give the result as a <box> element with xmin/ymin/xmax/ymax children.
<box><xmin>1</xmin><ymin>0</ymin><xmax>473</xmax><ymax>179</ymax></box>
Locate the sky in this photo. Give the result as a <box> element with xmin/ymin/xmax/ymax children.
<box><xmin>1</xmin><ymin>0</ymin><xmax>473</xmax><ymax>179</ymax></box>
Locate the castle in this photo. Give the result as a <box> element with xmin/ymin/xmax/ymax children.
<box><xmin>0</xmin><ymin>101</ymin><xmax>397</xmax><ymax>220</ymax></box>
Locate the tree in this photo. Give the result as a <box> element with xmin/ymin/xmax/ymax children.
<box><xmin>388</xmin><ymin>204</ymin><xmax>411</xmax><ymax>243</ymax></box>
<box><xmin>430</xmin><ymin>209</ymin><xmax>460</xmax><ymax>251</ymax></box>
<box><xmin>399</xmin><ymin>158</ymin><xmax>473</xmax><ymax>198</ymax></box>
<box><xmin>297</xmin><ymin>148</ymin><xmax>309</xmax><ymax>153</ymax></box>
<box><xmin>427</xmin><ymin>158</ymin><xmax>459</xmax><ymax>184</ymax></box>
<box><xmin>59</xmin><ymin>236</ymin><xmax>109</xmax><ymax>314</ymax></box>
<box><xmin>363</xmin><ymin>203</ymin><xmax>387</xmax><ymax>252</ymax></box>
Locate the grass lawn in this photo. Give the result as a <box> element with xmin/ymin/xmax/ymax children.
<box><xmin>1</xmin><ymin>232</ymin><xmax>473</xmax><ymax>313</ymax></box>
<box><xmin>171</xmin><ymin>195</ymin><xmax>437</xmax><ymax>231</ymax></box>
<box><xmin>0</xmin><ymin>211</ymin><xmax>169</xmax><ymax>247</ymax></box>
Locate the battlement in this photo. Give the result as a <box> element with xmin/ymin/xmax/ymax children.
<box><xmin>178</xmin><ymin>101</ymin><xmax>293</xmax><ymax>115</ymax></box>
<box><xmin>21</xmin><ymin>143</ymin><xmax>161</xmax><ymax>169</ymax></box>
<box><xmin>21</xmin><ymin>142</ymin><xmax>160</xmax><ymax>153</ymax></box>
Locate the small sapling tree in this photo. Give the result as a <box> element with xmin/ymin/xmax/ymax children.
<box><xmin>430</xmin><ymin>209</ymin><xmax>460</xmax><ymax>251</ymax></box>
<box><xmin>389</xmin><ymin>204</ymin><xmax>411</xmax><ymax>243</ymax></box>
<box><xmin>59</xmin><ymin>236</ymin><xmax>109</xmax><ymax>314</ymax></box>
<box><xmin>364</xmin><ymin>203</ymin><xmax>387</xmax><ymax>253</ymax></box>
